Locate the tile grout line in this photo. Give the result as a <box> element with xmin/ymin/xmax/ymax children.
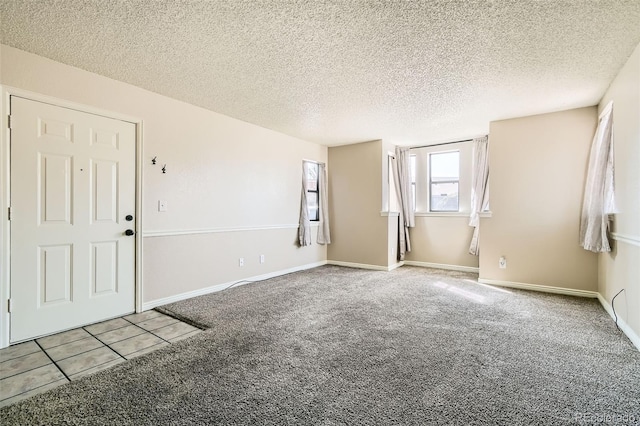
<box><xmin>0</xmin><ymin>346</ymin><xmax>41</xmax><ymax>364</ymax></box>
<box><xmin>84</xmin><ymin>321</ymin><xmax>132</xmax><ymax>337</ymax></box>
<box><xmin>33</xmin><ymin>340</ymin><xmax>71</xmax><ymax>382</ymax></box>
<box><xmin>0</xmin><ymin>354</ymin><xmax>50</xmax><ymax>381</ymax></box>
<box><xmin>122</xmin><ymin>342</ymin><xmax>168</xmax><ymax>360</ymax></box>
<box><xmin>38</xmin><ymin>335</ymin><xmax>88</xmax><ymax>351</ymax></box>
<box><xmin>123</xmin><ymin>316</ymin><xmax>176</xmax><ymax>345</ymax></box>
<box><xmin>41</xmin><ymin>337</ymin><xmax>113</xmax><ymax>364</ymax></box>
<box><xmin>83</xmin><ymin>327</ymin><xmax>128</xmax><ymax>361</ymax></box>
<box><xmin>0</xmin><ymin>378</ymin><xmax>68</xmax><ymax>405</ymax></box>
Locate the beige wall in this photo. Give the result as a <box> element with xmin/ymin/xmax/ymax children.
<box><xmin>0</xmin><ymin>45</ymin><xmax>327</xmax><ymax>305</ymax></box>
<box><xmin>328</xmin><ymin>140</ymin><xmax>389</xmax><ymax>267</ymax></box>
<box><xmin>597</xmin><ymin>42</ymin><xmax>640</xmax><ymax>339</ymax></box>
<box><xmin>480</xmin><ymin>107</ymin><xmax>599</xmax><ymax>291</ymax></box>
<box><xmin>406</xmin><ymin>217</ymin><xmax>479</xmax><ymax>268</ymax></box>
<box><xmin>143</xmin><ymin>227</ymin><xmax>326</xmax><ymax>302</ymax></box>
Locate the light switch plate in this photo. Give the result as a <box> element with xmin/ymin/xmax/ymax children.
<box><xmin>158</xmin><ymin>200</ymin><xmax>167</xmax><ymax>212</ymax></box>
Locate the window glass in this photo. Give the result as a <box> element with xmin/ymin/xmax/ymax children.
<box><xmin>429</xmin><ymin>151</ymin><xmax>459</xmax><ymax>212</ymax></box>
<box><xmin>305</xmin><ymin>162</ymin><xmax>319</xmax><ymax>221</ymax></box>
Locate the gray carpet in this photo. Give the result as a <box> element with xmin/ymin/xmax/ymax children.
<box><xmin>2</xmin><ymin>265</ymin><xmax>639</xmax><ymax>425</ymax></box>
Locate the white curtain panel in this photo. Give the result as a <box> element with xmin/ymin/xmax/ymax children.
<box><xmin>298</xmin><ymin>161</ymin><xmax>312</xmax><ymax>247</ymax></box>
<box><xmin>468</xmin><ymin>136</ymin><xmax>490</xmax><ymax>256</ymax></box>
<box><xmin>317</xmin><ymin>163</ymin><xmax>331</xmax><ymax>245</ymax></box>
<box><xmin>393</xmin><ymin>146</ymin><xmax>415</xmax><ymax>260</ymax></box>
<box><xmin>580</xmin><ymin>101</ymin><xmax>616</xmax><ymax>253</ymax></box>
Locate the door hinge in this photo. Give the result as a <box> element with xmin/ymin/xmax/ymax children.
<box><xmin>7</xmin><ymin>299</ymin><xmax>12</xmax><ymax>313</ymax></box>
<box><xmin>7</xmin><ymin>115</ymin><xmax>12</xmax><ymax>129</ymax></box>
<box><xmin>7</xmin><ymin>207</ymin><xmax>10</xmax><ymax>221</ymax></box>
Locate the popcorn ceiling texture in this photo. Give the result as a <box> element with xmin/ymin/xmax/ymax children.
<box><xmin>1</xmin><ymin>0</ymin><xmax>639</xmax><ymax>146</ymax></box>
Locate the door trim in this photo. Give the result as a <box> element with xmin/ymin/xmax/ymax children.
<box><xmin>0</xmin><ymin>85</ymin><xmax>144</xmax><ymax>348</ymax></box>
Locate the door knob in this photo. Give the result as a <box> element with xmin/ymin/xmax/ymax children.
<box><xmin>125</xmin><ymin>215</ymin><xmax>133</xmax><ymax>221</ymax></box>
<box><xmin>125</xmin><ymin>229</ymin><xmax>135</xmax><ymax>236</ymax></box>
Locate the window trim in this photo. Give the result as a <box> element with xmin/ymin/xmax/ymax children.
<box><xmin>410</xmin><ymin>154</ymin><xmax>417</xmax><ymax>211</ymax></box>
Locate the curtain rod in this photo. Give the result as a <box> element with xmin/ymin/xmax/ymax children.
<box><xmin>302</xmin><ymin>158</ymin><xmax>325</xmax><ymax>165</ymax></box>
<box><xmin>409</xmin><ymin>138</ymin><xmax>473</xmax><ymax>150</ymax></box>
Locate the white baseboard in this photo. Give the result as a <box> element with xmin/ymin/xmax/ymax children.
<box><xmin>404</xmin><ymin>261</ymin><xmax>479</xmax><ymax>274</ymax></box>
<box><xmin>597</xmin><ymin>293</ymin><xmax>640</xmax><ymax>351</ymax></box>
<box><xmin>388</xmin><ymin>262</ymin><xmax>404</xmax><ymax>271</ymax></box>
<box><xmin>326</xmin><ymin>260</ymin><xmax>401</xmax><ymax>272</ymax></box>
<box><xmin>142</xmin><ymin>261</ymin><xmax>327</xmax><ymax>310</ymax></box>
<box><xmin>477</xmin><ymin>278</ymin><xmax>598</xmax><ymax>298</ymax></box>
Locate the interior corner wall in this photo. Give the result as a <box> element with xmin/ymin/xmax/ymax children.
<box><xmin>327</xmin><ymin>140</ymin><xmax>389</xmax><ymax>268</ymax></box>
<box><xmin>0</xmin><ymin>44</ymin><xmax>327</xmax><ymax>306</ymax></box>
<box><xmin>597</xmin><ymin>42</ymin><xmax>640</xmax><ymax>340</ymax></box>
<box><xmin>480</xmin><ymin>106</ymin><xmax>599</xmax><ymax>291</ymax></box>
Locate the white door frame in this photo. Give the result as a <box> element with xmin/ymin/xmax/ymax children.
<box><xmin>0</xmin><ymin>85</ymin><xmax>144</xmax><ymax>348</ymax></box>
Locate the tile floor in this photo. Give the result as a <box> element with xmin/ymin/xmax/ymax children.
<box><xmin>0</xmin><ymin>310</ymin><xmax>202</xmax><ymax>407</ymax></box>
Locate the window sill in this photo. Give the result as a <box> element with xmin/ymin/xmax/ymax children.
<box><xmin>415</xmin><ymin>211</ymin><xmax>468</xmax><ymax>217</ymax></box>
<box><xmin>414</xmin><ymin>211</ymin><xmax>493</xmax><ymax>218</ymax></box>
<box><xmin>381</xmin><ymin>211</ymin><xmax>492</xmax><ymax>218</ymax></box>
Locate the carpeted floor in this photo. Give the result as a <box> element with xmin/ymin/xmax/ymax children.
<box><xmin>1</xmin><ymin>265</ymin><xmax>639</xmax><ymax>425</ymax></box>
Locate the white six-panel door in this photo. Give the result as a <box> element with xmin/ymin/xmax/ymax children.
<box><xmin>10</xmin><ymin>96</ymin><xmax>136</xmax><ymax>342</ymax></box>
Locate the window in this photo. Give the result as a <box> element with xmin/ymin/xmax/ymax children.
<box><xmin>305</xmin><ymin>162</ymin><xmax>319</xmax><ymax>221</ymax></box>
<box><xmin>429</xmin><ymin>151</ymin><xmax>459</xmax><ymax>212</ymax></box>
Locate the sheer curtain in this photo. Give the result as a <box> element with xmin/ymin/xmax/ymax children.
<box><xmin>317</xmin><ymin>163</ymin><xmax>331</xmax><ymax>244</ymax></box>
<box><xmin>298</xmin><ymin>161</ymin><xmax>312</xmax><ymax>247</ymax></box>
<box><xmin>468</xmin><ymin>136</ymin><xmax>489</xmax><ymax>255</ymax></box>
<box><xmin>392</xmin><ymin>146</ymin><xmax>415</xmax><ymax>260</ymax></box>
<box><xmin>580</xmin><ymin>101</ymin><xmax>615</xmax><ymax>252</ymax></box>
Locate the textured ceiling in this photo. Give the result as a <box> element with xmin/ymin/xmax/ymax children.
<box><xmin>1</xmin><ymin>1</ymin><xmax>639</xmax><ymax>146</ymax></box>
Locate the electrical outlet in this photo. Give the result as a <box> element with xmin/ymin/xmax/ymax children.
<box><xmin>260</xmin><ymin>254</ymin><xmax>265</xmax><ymax>264</ymax></box>
<box><xmin>239</xmin><ymin>257</ymin><xmax>244</xmax><ymax>267</ymax></box>
<box><xmin>158</xmin><ymin>200</ymin><xmax>167</xmax><ymax>212</ymax></box>
<box><xmin>499</xmin><ymin>256</ymin><xmax>507</xmax><ymax>269</ymax></box>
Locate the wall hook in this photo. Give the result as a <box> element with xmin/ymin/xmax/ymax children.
<box><xmin>152</xmin><ymin>156</ymin><xmax>157</xmax><ymax>165</ymax></box>
<box><xmin>162</xmin><ymin>164</ymin><xmax>167</xmax><ymax>174</ymax></box>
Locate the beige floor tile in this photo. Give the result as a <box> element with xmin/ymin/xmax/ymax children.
<box><xmin>168</xmin><ymin>329</ymin><xmax>202</xmax><ymax>343</ymax></box>
<box><xmin>44</xmin><ymin>336</ymin><xmax>104</xmax><ymax>362</ymax></box>
<box><xmin>0</xmin><ymin>350</ymin><xmax>51</xmax><ymax>380</ymax></box>
<box><xmin>1</xmin><ymin>313</ymin><xmax>199</xmax><ymax>407</ymax></box>
<box><xmin>0</xmin><ymin>377</ymin><xmax>68</xmax><ymax>408</ymax></box>
<box><xmin>0</xmin><ymin>341</ymin><xmax>41</xmax><ymax>362</ymax></box>
<box><xmin>123</xmin><ymin>310</ymin><xmax>162</xmax><ymax>324</ymax></box>
<box><xmin>136</xmin><ymin>315</ymin><xmax>178</xmax><ymax>332</ymax></box>
<box><xmin>68</xmin><ymin>358</ymin><xmax>125</xmax><ymax>380</ymax></box>
<box><xmin>0</xmin><ymin>363</ymin><xmax>66</xmax><ymax>401</ymax></box>
<box><xmin>96</xmin><ymin>324</ymin><xmax>146</xmax><ymax>345</ymax></box>
<box><xmin>152</xmin><ymin>322</ymin><xmax>199</xmax><ymax>341</ymax></box>
<box><xmin>56</xmin><ymin>347</ymin><xmax>122</xmax><ymax>377</ymax></box>
<box><xmin>37</xmin><ymin>328</ymin><xmax>92</xmax><ymax>349</ymax></box>
<box><xmin>109</xmin><ymin>333</ymin><xmax>166</xmax><ymax>357</ymax></box>
<box><xmin>84</xmin><ymin>318</ymin><xmax>130</xmax><ymax>335</ymax></box>
<box><xmin>123</xmin><ymin>342</ymin><xmax>169</xmax><ymax>360</ymax></box>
